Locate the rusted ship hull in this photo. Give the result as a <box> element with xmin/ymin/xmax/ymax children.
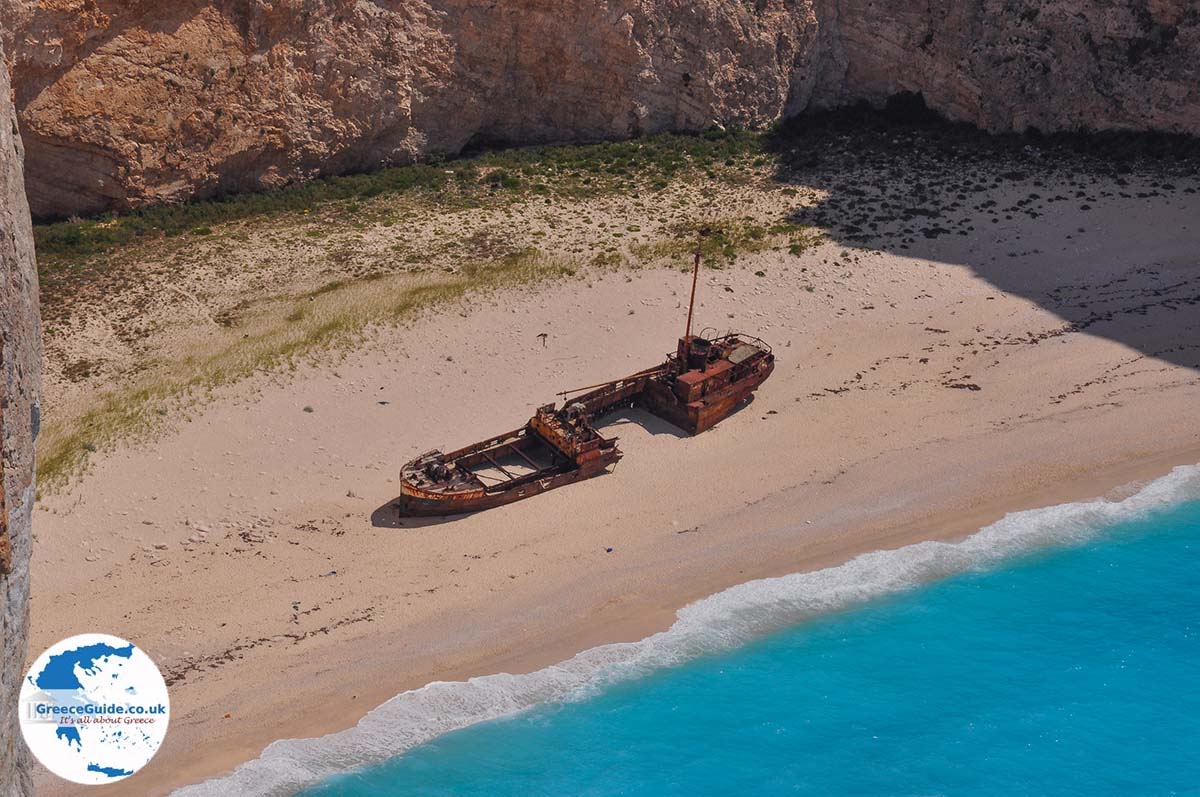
<box><xmin>395</xmin><ymin>332</ymin><xmax>773</xmax><ymax>517</ymax></box>
<box><xmin>396</xmin><ymin>463</ymin><xmax>611</xmax><ymax>516</ymax></box>
<box><xmin>396</xmin><ymin>397</ymin><xmax>627</xmax><ymax>517</ymax></box>
<box><xmin>639</xmin><ymin>352</ymin><xmax>774</xmax><ymax>435</ymax></box>
<box><xmin>395</xmin><ymin>250</ymin><xmax>774</xmax><ymax>518</ymax></box>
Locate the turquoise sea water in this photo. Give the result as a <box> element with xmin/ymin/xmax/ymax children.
<box><xmin>299</xmin><ymin>495</ymin><xmax>1200</xmax><ymax>796</ymax></box>
<box><xmin>173</xmin><ymin>467</ymin><xmax>1200</xmax><ymax>797</ymax></box>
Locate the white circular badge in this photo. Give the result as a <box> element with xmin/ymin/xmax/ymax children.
<box><xmin>19</xmin><ymin>633</ymin><xmax>170</xmax><ymax>784</ymax></box>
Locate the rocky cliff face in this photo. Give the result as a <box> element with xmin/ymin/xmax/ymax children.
<box><xmin>3</xmin><ymin>0</ymin><xmax>1197</xmax><ymax>218</ymax></box>
<box><xmin>0</xmin><ymin>36</ymin><xmax>40</xmax><ymax>797</ymax></box>
<box><xmin>815</xmin><ymin>0</ymin><xmax>1200</xmax><ymax>135</ymax></box>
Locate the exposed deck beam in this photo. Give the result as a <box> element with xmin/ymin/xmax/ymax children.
<box><xmin>480</xmin><ymin>451</ymin><xmax>516</xmax><ymax>481</ymax></box>
<box><xmin>506</xmin><ymin>442</ymin><xmax>541</xmax><ymax>470</ymax></box>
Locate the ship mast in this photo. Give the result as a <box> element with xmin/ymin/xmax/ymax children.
<box><xmin>684</xmin><ymin>247</ymin><xmax>701</xmax><ymax>340</ymax></box>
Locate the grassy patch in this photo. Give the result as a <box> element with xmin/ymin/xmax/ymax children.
<box><xmin>37</xmin><ymin>248</ymin><xmax>573</xmax><ymax>490</ymax></box>
<box><xmin>34</xmin><ymin>128</ymin><xmax>768</xmax><ymax>268</ymax></box>
<box><xmin>632</xmin><ymin>218</ymin><xmax>821</xmax><ymax>268</ymax></box>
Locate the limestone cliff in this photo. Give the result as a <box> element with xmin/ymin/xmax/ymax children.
<box><xmin>811</xmin><ymin>0</ymin><xmax>1199</xmax><ymax>135</ymax></box>
<box><xmin>0</xmin><ymin>35</ymin><xmax>40</xmax><ymax>797</ymax></box>
<box><xmin>3</xmin><ymin>0</ymin><xmax>1197</xmax><ymax>218</ymax></box>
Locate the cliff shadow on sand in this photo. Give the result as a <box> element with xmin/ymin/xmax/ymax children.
<box><xmin>764</xmin><ymin>95</ymin><xmax>1200</xmax><ymax>375</ymax></box>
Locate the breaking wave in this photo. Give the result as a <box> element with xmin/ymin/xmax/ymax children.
<box><xmin>173</xmin><ymin>464</ymin><xmax>1200</xmax><ymax>797</ymax></box>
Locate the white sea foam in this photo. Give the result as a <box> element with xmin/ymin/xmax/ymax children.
<box><xmin>173</xmin><ymin>464</ymin><xmax>1200</xmax><ymax>797</ymax></box>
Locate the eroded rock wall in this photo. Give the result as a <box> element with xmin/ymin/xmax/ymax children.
<box><xmin>2</xmin><ymin>0</ymin><xmax>822</xmax><ymax>217</ymax></box>
<box><xmin>0</xmin><ymin>34</ymin><xmax>40</xmax><ymax>797</ymax></box>
<box><xmin>811</xmin><ymin>0</ymin><xmax>1200</xmax><ymax>136</ymax></box>
<box><xmin>3</xmin><ymin>0</ymin><xmax>1198</xmax><ymax>218</ymax></box>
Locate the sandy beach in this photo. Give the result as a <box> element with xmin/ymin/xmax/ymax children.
<box><xmin>25</xmin><ymin>135</ymin><xmax>1200</xmax><ymax>795</ymax></box>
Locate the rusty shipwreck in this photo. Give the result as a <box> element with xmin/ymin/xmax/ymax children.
<box><xmin>396</xmin><ymin>252</ymin><xmax>775</xmax><ymax>516</ymax></box>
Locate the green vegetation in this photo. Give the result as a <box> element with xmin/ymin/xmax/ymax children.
<box><xmin>35</xmin><ymin>128</ymin><xmax>769</xmax><ymax>266</ymax></box>
<box><xmin>38</xmin><ymin>248</ymin><xmax>574</xmax><ymax>489</ymax></box>
<box><xmin>632</xmin><ymin>218</ymin><xmax>820</xmax><ymax>267</ymax></box>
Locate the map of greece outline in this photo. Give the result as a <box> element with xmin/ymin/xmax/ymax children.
<box><xmin>19</xmin><ymin>633</ymin><xmax>171</xmax><ymax>784</ymax></box>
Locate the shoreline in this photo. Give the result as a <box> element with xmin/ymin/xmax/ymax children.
<box><xmin>172</xmin><ymin>447</ymin><xmax>1200</xmax><ymax>796</ymax></box>
<box><xmin>114</xmin><ymin>441</ymin><xmax>1200</xmax><ymax>797</ymax></box>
